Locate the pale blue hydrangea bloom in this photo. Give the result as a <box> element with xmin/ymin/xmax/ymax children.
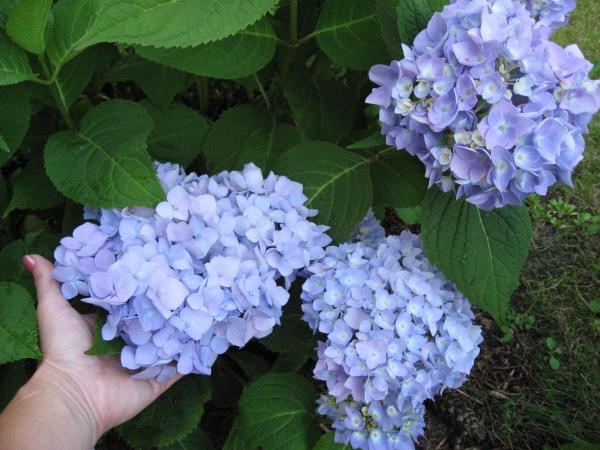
<box><xmin>54</xmin><ymin>162</ymin><xmax>331</xmax><ymax>380</ymax></box>
<box><xmin>301</xmin><ymin>219</ymin><xmax>482</xmax><ymax>449</ymax></box>
<box><xmin>367</xmin><ymin>0</ymin><xmax>599</xmax><ymax>210</ymax></box>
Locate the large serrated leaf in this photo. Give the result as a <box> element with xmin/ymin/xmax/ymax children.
<box><xmin>420</xmin><ymin>189</ymin><xmax>532</xmax><ymax>325</ymax></box>
<box><xmin>6</xmin><ymin>0</ymin><xmax>52</xmax><ymax>55</ymax></box>
<box><xmin>204</xmin><ymin>105</ymin><xmax>301</xmax><ymax>174</ymax></box>
<box><xmin>369</xmin><ymin>151</ymin><xmax>427</xmax><ymax>209</ymax></box>
<box><xmin>0</xmin><ymin>30</ymin><xmax>34</xmax><ymax>85</ymax></box>
<box><xmin>313</xmin><ymin>432</ymin><xmax>352</xmax><ymax>449</ymax></box>
<box><xmin>117</xmin><ymin>376</ymin><xmax>212</xmax><ymax>450</ymax></box>
<box><xmin>274</xmin><ymin>141</ymin><xmax>373</xmax><ymax>243</ymax></box>
<box><xmin>50</xmin><ymin>47</ymin><xmax>96</xmax><ymax>110</ymax></box>
<box><xmin>85</xmin><ymin>0</ymin><xmax>278</xmax><ymax>49</ymax></box>
<box><xmin>46</xmin><ymin>0</ymin><xmax>99</xmax><ymax>69</ymax></box>
<box><xmin>136</xmin><ymin>18</ymin><xmax>277</xmax><ymax>80</ymax></box>
<box><xmin>0</xmin><ymin>234</ymin><xmax>58</xmax><ymax>295</ymax></box>
<box><xmin>397</xmin><ymin>0</ymin><xmax>433</xmax><ymax>45</ymax></box>
<box><xmin>105</xmin><ymin>55</ymin><xmax>190</xmax><ymax>108</ymax></box>
<box><xmin>0</xmin><ymin>282</ymin><xmax>41</xmax><ymax>364</ymax></box>
<box><xmin>44</xmin><ymin>99</ymin><xmax>165</xmax><ymax>209</ymax></box>
<box><xmin>375</xmin><ymin>0</ymin><xmax>404</xmax><ymax>58</ymax></box>
<box><xmin>142</xmin><ymin>101</ymin><xmax>210</xmax><ymax>167</ymax></box>
<box><xmin>161</xmin><ymin>426</ymin><xmax>215</xmax><ymax>450</ymax></box>
<box><xmin>4</xmin><ymin>160</ymin><xmax>63</xmax><ymax>217</ymax></box>
<box><xmin>315</xmin><ymin>0</ymin><xmax>389</xmax><ymax>70</ymax></box>
<box><xmin>0</xmin><ymin>0</ymin><xmax>18</xmax><ymax>27</ymax></box>
<box><xmin>0</xmin><ymin>85</ymin><xmax>30</xmax><ymax>166</ymax></box>
<box><xmin>237</xmin><ymin>373</ymin><xmax>319</xmax><ymax>450</ymax></box>
<box><xmin>284</xmin><ymin>70</ymin><xmax>355</xmax><ymax>143</ymax></box>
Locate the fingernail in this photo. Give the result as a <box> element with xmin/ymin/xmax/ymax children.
<box><xmin>23</xmin><ymin>255</ymin><xmax>35</xmax><ymax>272</ymax></box>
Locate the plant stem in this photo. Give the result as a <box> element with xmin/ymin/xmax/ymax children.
<box><xmin>39</xmin><ymin>56</ymin><xmax>75</xmax><ymax>131</ymax></box>
<box><xmin>253</xmin><ymin>73</ymin><xmax>271</xmax><ymax>110</ymax></box>
<box><xmin>289</xmin><ymin>0</ymin><xmax>298</xmax><ymax>43</ymax></box>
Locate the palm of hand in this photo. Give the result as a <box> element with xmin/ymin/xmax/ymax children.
<box><xmin>32</xmin><ymin>255</ymin><xmax>178</xmax><ymax>435</ymax></box>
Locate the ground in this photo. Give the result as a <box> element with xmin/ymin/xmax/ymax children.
<box><xmin>413</xmin><ymin>2</ymin><xmax>600</xmax><ymax>448</ymax></box>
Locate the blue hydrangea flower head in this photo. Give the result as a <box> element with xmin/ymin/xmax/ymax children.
<box><xmin>302</xmin><ymin>215</ymin><xmax>483</xmax><ymax>448</ymax></box>
<box><xmin>53</xmin><ymin>162</ymin><xmax>331</xmax><ymax>380</ymax></box>
<box><xmin>367</xmin><ymin>0</ymin><xmax>599</xmax><ymax>210</ymax></box>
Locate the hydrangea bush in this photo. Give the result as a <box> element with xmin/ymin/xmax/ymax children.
<box><xmin>54</xmin><ymin>162</ymin><xmax>330</xmax><ymax>380</ymax></box>
<box><xmin>0</xmin><ymin>0</ymin><xmax>596</xmax><ymax>449</ymax></box>
<box><xmin>368</xmin><ymin>0</ymin><xmax>598</xmax><ymax>209</ymax></box>
<box><xmin>303</xmin><ymin>217</ymin><xmax>482</xmax><ymax>448</ymax></box>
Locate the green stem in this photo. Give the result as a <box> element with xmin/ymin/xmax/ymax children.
<box><xmin>39</xmin><ymin>57</ymin><xmax>75</xmax><ymax>131</ymax></box>
<box><xmin>196</xmin><ymin>76</ymin><xmax>209</xmax><ymax>113</ymax></box>
<box><xmin>293</xmin><ymin>31</ymin><xmax>316</xmax><ymax>47</ymax></box>
<box><xmin>289</xmin><ymin>0</ymin><xmax>298</xmax><ymax>43</ymax></box>
<box><xmin>253</xmin><ymin>73</ymin><xmax>271</xmax><ymax>110</ymax></box>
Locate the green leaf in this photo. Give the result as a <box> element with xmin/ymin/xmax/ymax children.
<box><xmin>44</xmin><ymin>99</ymin><xmax>165</xmax><ymax>208</ymax></box>
<box><xmin>274</xmin><ymin>141</ymin><xmax>373</xmax><ymax>243</ymax></box>
<box><xmin>86</xmin><ymin>0</ymin><xmax>279</xmax><ymax>49</ymax></box>
<box><xmin>397</xmin><ymin>0</ymin><xmax>432</xmax><ymax>44</ymax></box>
<box><xmin>0</xmin><ymin>0</ymin><xmax>18</xmax><ymax>27</ymax></box>
<box><xmin>106</xmin><ymin>55</ymin><xmax>190</xmax><ymax>108</ymax></box>
<box><xmin>6</xmin><ymin>0</ymin><xmax>52</xmax><ymax>55</ymax></box>
<box><xmin>313</xmin><ymin>432</ymin><xmax>351</xmax><ymax>449</ymax></box>
<box><xmin>270</xmin><ymin>351</ymin><xmax>311</xmax><ymax>373</ymax></box>
<box><xmin>136</xmin><ymin>18</ymin><xmax>277</xmax><ymax>80</ymax></box>
<box><xmin>142</xmin><ymin>101</ymin><xmax>210</xmax><ymax>167</ymax></box>
<box><xmin>161</xmin><ymin>426</ymin><xmax>215</xmax><ymax>450</ymax></box>
<box><xmin>4</xmin><ymin>160</ymin><xmax>63</xmax><ymax>217</ymax></box>
<box><xmin>0</xmin><ymin>361</ymin><xmax>31</xmax><ymax>410</ymax></box>
<box><xmin>0</xmin><ymin>85</ymin><xmax>30</xmax><ymax>166</ymax></box>
<box><xmin>0</xmin><ymin>176</ymin><xmax>7</xmax><ymax>214</ymax></box>
<box><xmin>0</xmin><ymin>282</ymin><xmax>40</xmax><ymax>364</ymax></box>
<box><xmin>0</xmin><ymin>234</ymin><xmax>58</xmax><ymax>295</ymax></box>
<box><xmin>118</xmin><ymin>376</ymin><xmax>212</xmax><ymax>450</ymax></box>
<box><xmin>237</xmin><ymin>373</ymin><xmax>319</xmax><ymax>450</ymax></box>
<box><xmin>0</xmin><ymin>134</ymin><xmax>9</xmax><ymax>153</ymax></box>
<box><xmin>228</xmin><ymin>350</ymin><xmax>269</xmax><ymax>381</ymax></box>
<box><xmin>420</xmin><ymin>189</ymin><xmax>532</xmax><ymax>325</ymax></box>
<box><xmin>347</xmin><ymin>132</ymin><xmax>385</xmax><ymax>150</ymax></box>
<box><xmin>49</xmin><ymin>47</ymin><xmax>96</xmax><ymax>110</ymax></box>
<box><xmin>315</xmin><ymin>0</ymin><xmax>389</xmax><ymax>70</ymax></box>
<box><xmin>370</xmin><ymin>151</ymin><xmax>427</xmax><ymax>209</ymax></box>
<box><xmin>204</xmin><ymin>105</ymin><xmax>301</xmax><ymax>173</ymax></box>
<box><xmin>284</xmin><ymin>70</ymin><xmax>355</xmax><ymax>143</ymax></box>
<box><xmin>375</xmin><ymin>0</ymin><xmax>404</xmax><ymax>58</ymax></box>
<box><xmin>222</xmin><ymin>421</ymin><xmax>250</xmax><ymax>450</ymax></box>
<box><xmin>85</xmin><ymin>310</ymin><xmax>124</xmax><ymax>356</ymax></box>
<box><xmin>46</xmin><ymin>0</ymin><xmax>99</xmax><ymax>68</ymax></box>
<box><xmin>395</xmin><ymin>205</ymin><xmax>421</xmax><ymax>225</ymax></box>
<box><xmin>549</xmin><ymin>356</ymin><xmax>560</xmax><ymax>370</ymax></box>
<box><xmin>261</xmin><ymin>284</ymin><xmax>316</xmax><ymax>354</ymax></box>
<box><xmin>428</xmin><ymin>0</ymin><xmax>448</xmax><ymax>12</ymax></box>
<box><xmin>0</xmin><ymin>30</ymin><xmax>34</xmax><ymax>85</ymax></box>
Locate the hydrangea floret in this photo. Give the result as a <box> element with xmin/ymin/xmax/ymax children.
<box><xmin>301</xmin><ymin>217</ymin><xmax>483</xmax><ymax>449</ymax></box>
<box><xmin>53</xmin><ymin>162</ymin><xmax>331</xmax><ymax>381</ymax></box>
<box><xmin>367</xmin><ymin>0</ymin><xmax>599</xmax><ymax>209</ymax></box>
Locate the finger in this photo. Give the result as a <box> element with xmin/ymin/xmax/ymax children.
<box><xmin>25</xmin><ymin>254</ymin><xmax>71</xmax><ymax>327</ymax></box>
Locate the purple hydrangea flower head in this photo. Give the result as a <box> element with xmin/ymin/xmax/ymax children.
<box><xmin>367</xmin><ymin>0</ymin><xmax>599</xmax><ymax>210</ymax></box>
<box><xmin>54</xmin><ymin>162</ymin><xmax>331</xmax><ymax>380</ymax></box>
<box><xmin>302</xmin><ymin>215</ymin><xmax>482</xmax><ymax>448</ymax></box>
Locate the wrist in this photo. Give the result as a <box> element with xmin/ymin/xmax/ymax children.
<box><xmin>20</xmin><ymin>362</ymin><xmax>103</xmax><ymax>448</ymax></box>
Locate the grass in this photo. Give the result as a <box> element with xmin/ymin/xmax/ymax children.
<box><xmin>498</xmin><ymin>1</ymin><xmax>600</xmax><ymax>446</ymax></box>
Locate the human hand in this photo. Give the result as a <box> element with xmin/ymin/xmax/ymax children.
<box><xmin>0</xmin><ymin>254</ymin><xmax>180</xmax><ymax>450</ymax></box>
